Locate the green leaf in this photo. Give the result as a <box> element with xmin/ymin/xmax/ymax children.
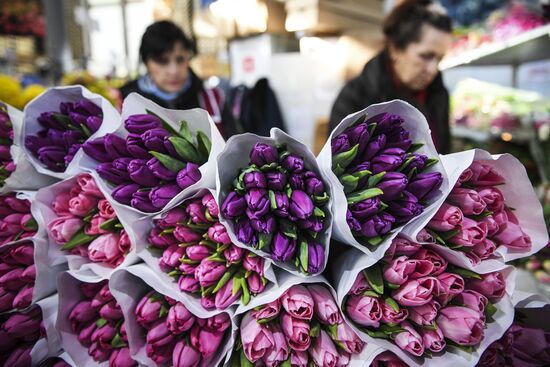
<box><xmin>80</xmin><ymin>123</ymin><xmax>93</xmax><ymax>138</ymax></box>
<box><xmin>367</xmin><ymin>122</ymin><xmax>377</xmax><ymax>136</ymax></box>
<box><xmin>351</xmin><ymin>169</ymin><xmax>372</xmax><ymax>179</ymax></box>
<box><xmin>60</xmin><ymin>229</ymin><xmax>97</xmax><ymax>251</ymax></box>
<box><xmin>379</xmin><ymin>324</ymin><xmax>406</xmax><ymax>335</ymax></box>
<box><xmin>111</xmin><ymin>333</ymin><xmax>127</xmax><ymax>348</ymax></box>
<box><xmin>352</xmin><ymin>113</ymin><xmax>367</xmax><ymax>126</ymax></box>
<box><xmin>309</xmin><ymin>321</ymin><xmax>321</xmax><ymax>337</ymax></box>
<box><xmin>280</xmin><ymin>219</ymin><xmax>297</xmax><ymax>239</ymax></box>
<box><xmin>213</xmin><ymin>267</ymin><xmax>238</xmax><ymax>293</ymax></box>
<box><xmin>385</xmin><ymin>297</ymin><xmax>400</xmax><ymax>313</ymax></box>
<box><xmin>387</xmin><ymin>282</ymin><xmax>400</xmax><ymax>290</ymax></box>
<box><xmin>281</xmin><ymin>356</ymin><xmax>292</xmax><ymax>367</ymax></box>
<box><xmin>332</xmin><ymin>144</ymin><xmax>359</xmax><ymax>171</ymax></box>
<box><xmin>167</xmin><ymin>269</ymin><xmax>181</xmax><ymax>278</ymax></box>
<box><xmin>178</xmin><ymin>120</ymin><xmax>194</xmax><ymax>143</ymax></box>
<box><xmin>99</xmin><ymin>217</ymin><xmax>120</xmax><ymax>232</ymax></box>
<box><xmin>486</xmin><ymin>303</ymin><xmax>498</xmax><ymax>318</ymax></box>
<box><xmin>53</xmin><ymin>112</ymin><xmax>73</xmax><ymax>128</ymax></box>
<box><xmin>313</xmin><ymin>207</ymin><xmax>325</xmax><ymax>218</ymax></box>
<box><xmin>240</xmin><ymin>350</ymin><xmax>254</xmax><ymax>367</ymax></box>
<box><xmin>339</xmin><ymin>174</ymin><xmax>359</xmax><ymax>194</ymax></box>
<box><xmin>201</xmin><ymin>284</ymin><xmax>216</xmax><ymax>297</ymax></box>
<box><xmin>333</xmin><ymin>163</ymin><xmax>345</xmax><ymax>177</ymax></box>
<box><xmin>299</xmin><ymin>240</ymin><xmax>308</xmax><ymax>273</ymax></box>
<box><xmin>313</xmin><ymin>192</ymin><xmax>330</xmax><ymax>206</ymax></box>
<box><xmin>346</xmin><ymin>188</ymin><xmax>384</xmax><ymax>205</ymax></box>
<box><xmin>366</xmin><ymin>329</ymin><xmax>390</xmax><ymax>339</ymax></box>
<box><xmin>196</xmin><ymin>130</ymin><xmax>212</xmax><ymax>162</ymax></box>
<box><xmin>96</xmin><ymin>318</ymin><xmax>108</xmax><ymax>328</ymax></box>
<box><xmin>23</xmin><ymin>217</ymin><xmax>38</xmax><ymax>231</ymax></box>
<box><xmin>232</xmin><ymin>273</ymin><xmax>243</xmax><ymax>296</ymax></box>
<box><xmin>146</xmin><ymin>109</ymin><xmax>179</xmax><ymax>136</ymax></box>
<box><xmin>367</xmin><ymin>171</ymin><xmax>386</xmax><ymax>188</ymax></box>
<box><xmin>168</xmin><ymin>136</ymin><xmax>202</xmax><ymax>164</ymax></box>
<box><xmin>366</xmin><ymin>236</ymin><xmax>384</xmax><ymax>247</ymax></box>
<box><xmin>423</xmin><ymin>158</ymin><xmax>439</xmax><ymax>170</ymax></box>
<box><xmin>408</xmin><ymin>143</ymin><xmax>424</xmax><ymax>153</ymax></box>
<box><xmin>363</xmin><ymin>290</ymin><xmax>380</xmax><ymax>298</ymax></box>
<box><xmin>440</xmin><ymin>228</ymin><xmax>461</xmax><ymax>241</ymax></box>
<box><xmin>258</xmin><ymin>232</ymin><xmax>273</xmax><ymax>250</ymax></box>
<box><xmin>363</xmin><ymin>265</ymin><xmax>384</xmax><ymax>295</ymax></box>
<box><xmin>396</xmin><ymin>156</ymin><xmax>416</xmax><ymax>173</ymax></box>
<box><xmin>159</xmin><ymin>304</ymin><xmax>169</xmax><ymax>318</ymax></box>
<box><xmin>240</xmin><ymin>276</ymin><xmax>251</xmax><ymax>305</ymax></box>
<box><xmin>407</xmin><ymin>167</ymin><xmax>418</xmax><ymax>180</ymax></box>
<box><xmin>450</xmin><ymin>266</ymin><xmax>483</xmax><ymax>280</ymax></box>
<box><xmin>150</xmin><ymin>151</ymin><xmax>185</xmax><ymax>172</ymax></box>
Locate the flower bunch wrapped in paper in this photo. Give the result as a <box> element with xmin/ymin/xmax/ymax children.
<box><xmin>0</xmin><ymin>306</ymin><xmax>45</xmax><ymax>366</ymax></box>
<box><xmin>45</xmin><ymin>174</ymin><xmax>132</xmax><ymax>268</ymax></box>
<box><xmin>232</xmin><ymin>283</ymin><xmax>367</xmax><ymax>367</ymax></box>
<box><xmin>146</xmin><ymin>190</ymin><xmax>272</xmax><ymax>310</ymax></box>
<box><xmin>0</xmin><ymin>192</ymin><xmax>37</xmax><ymax>245</ymax></box>
<box><xmin>218</xmin><ymin>129</ymin><xmax>331</xmax><ymax>275</ymax></box>
<box><xmin>83</xmin><ymin>94</ymin><xmax>224</xmax><ymax>214</ymax></box>
<box><xmin>0</xmin><ymin>240</ymin><xmax>37</xmax><ymax>312</ymax></box>
<box><xmin>342</xmin><ymin>236</ymin><xmax>513</xmax><ymax>363</ymax></box>
<box><xmin>0</xmin><ymin>105</ymin><xmax>15</xmax><ymax>187</ymax></box>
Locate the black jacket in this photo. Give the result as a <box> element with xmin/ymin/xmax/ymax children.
<box><xmin>329</xmin><ymin>50</ymin><xmax>451</xmax><ymax>153</ymax></box>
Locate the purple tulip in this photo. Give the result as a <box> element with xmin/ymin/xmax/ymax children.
<box><xmin>157</xmin><ymin>208</ymin><xmax>187</xmax><ymax>228</ymax></box>
<box><xmin>126</xmin><ymin>133</ymin><xmax>152</xmax><ymax>159</ymax></box>
<box><xmin>289</xmin><ymin>173</ymin><xmax>305</xmax><ymax>191</ymax></box>
<box><xmin>3</xmin><ymin>307</ymin><xmax>41</xmax><ymax>340</ymax></box>
<box><xmin>86</xmin><ymin>116</ymin><xmax>103</xmax><ymax>133</ymax></box>
<box><xmin>59</xmin><ymin>102</ymin><xmax>74</xmax><ymax>115</ymax></box>
<box><xmin>360</xmin><ymin>212</ymin><xmax>395</xmax><ymax>238</ymax></box>
<box><xmin>62</xmin><ymin>130</ymin><xmax>83</xmax><ymax>148</ymax></box>
<box><xmin>69</xmin><ymin>111</ymin><xmax>88</xmax><ymax>126</ymax></box>
<box><xmin>44</xmin><ymin>129</ymin><xmax>63</xmax><ymax>147</ymax></box>
<box><xmin>176</xmin><ymin>163</ymin><xmax>201</xmax><ymax>189</ymax></box>
<box><xmin>245</xmin><ymin>189</ymin><xmax>270</xmax><ymax>218</ymax></box>
<box><xmin>388</xmin><ymin>191</ymin><xmax>424</xmax><ymax>224</ymax></box>
<box><xmin>0</xmin><ymin>289</ymin><xmax>16</xmax><ymax>312</ymax></box>
<box><xmin>124</xmin><ymin>114</ymin><xmax>162</xmax><ymax>134</ymax></box>
<box><xmin>166</xmin><ymin>302</ymin><xmax>195</xmax><ymax>334</ymax></box>
<box><xmin>331</xmin><ymin>133</ymin><xmax>350</xmax><ymax>155</ymax></box>
<box><xmin>185</xmin><ymin>245</ymin><xmax>212</xmax><ymax>261</ymax></box>
<box><xmin>385</xmin><ymin>127</ymin><xmax>412</xmax><ymax>151</ymax></box>
<box><xmin>215</xmin><ymin>278</ymin><xmax>241</xmax><ymax>309</ymax></box>
<box><xmin>251</xmin><ymin>215</ymin><xmax>276</xmax><ymax>233</ymax></box>
<box><xmin>272</xmin><ymin>232</ymin><xmax>297</xmax><ymax>262</ymax></box>
<box><xmin>159</xmin><ymin>244</ymin><xmax>186</xmax><ymax>271</ymax></box>
<box><xmin>128</xmin><ymin>159</ymin><xmax>160</xmax><ymax>187</ymax></box>
<box><xmin>270</xmin><ymin>191</ymin><xmax>289</xmax><ymax>217</ymax></box>
<box><xmin>178</xmin><ymin>275</ymin><xmax>200</xmax><ymax>292</ymax></box>
<box><xmin>235</xmin><ymin>218</ymin><xmax>256</xmax><ymax>245</ymax></box>
<box><xmin>82</xmin><ymin>137</ymin><xmax>111</xmax><ymax>162</ymax></box>
<box><xmin>37</xmin><ymin>146</ymin><xmax>66</xmax><ymax>171</ymax></box>
<box><xmin>131</xmin><ymin>190</ymin><xmax>158</xmax><ymax>212</ymax></box>
<box><xmin>37</xmin><ymin>112</ymin><xmax>64</xmax><ymax>130</ymax></box>
<box><xmin>298</xmin><ymin>217</ymin><xmax>324</xmax><ymax>233</ymax></box>
<box><xmin>146</xmin><ymin>321</ymin><xmax>176</xmax><ymax>352</ymax></box>
<box><xmin>142</xmin><ymin>128</ymin><xmax>170</xmax><ymax>153</ymax></box>
<box><xmin>75</xmin><ymin>99</ymin><xmax>102</xmax><ymax>116</ymax></box>
<box><xmin>407</xmin><ymin>172</ymin><xmax>443</xmax><ymax>201</ymax></box>
<box><xmin>377</xmin><ymin>172</ymin><xmax>409</xmax><ymax>201</ymax></box>
<box><xmin>308</xmin><ymin>242</ymin><xmax>324</xmax><ymax>274</ymax></box>
<box><xmin>346</xmin><ymin>210</ymin><xmax>362</xmax><ymax>232</ymax></box>
<box><xmin>344</xmin><ymin>122</ymin><xmax>370</xmax><ymax>154</ymax></box>
<box><xmin>97</xmin><ymin>162</ymin><xmax>131</xmax><ymax>185</ymax></box>
<box><xmin>289</xmin><ymin>190</ymin><xmax>314</xmax><ymax>220</ymax></box>
<box><xmin>136</xmin><ymin>291</ymin><xmax>163</xmax><ymax>329</ymax></box>
<box><xmin>3</xmin><ymin>345</ymin><xmax>32</xmax><ymax>367</ymax></box>
<box><xmin>244</xmin><ymin>171</ymin><xmax>267</xmax><ymax>189</ymax></box>
<box><xmin>103</xmin><ymin>133</ymin><xmax>129</xmax><ymax>158</ymax></box>
<box><xmin>403</xmin><ymin>154</ymin><xmax>428</xmax><ymax>173</ymax></box>
<box><xmin>349</xmin><ymin>197</ymin><xmax>381</xmax><ymax>220</ymax></box>
<box><xmin>224</xmin><ymin>245</ymin><xmax>245</xmax><ymax>264</ymax></box>
<box><xmin>368</xmin><ymin>113</ymin><xmax>404</xmax><ymax>134</ymax></box>
<box><xmin>99</xmin><ymin>300</ymin><xmax>123</xmax><ymax>321</ymax></box>
<box><xmin>109</xmin><ymin>347</ymin><xmax>136</xmax><ymax>367</ymax></box>
<box><xmin>194</xmin><ymin>259</ymin><xmax>225</xmax><ymax>287</ymax></box>
<box><xmin>145</xmin><ymin>157</ymin><xmax>177</xmax><ymax>181</ymax></box>
<box><xmin>12</xmin><ymin>285</ymin><xmax>33</xmax><ymax>309</ymax></box>
<box><xmin>266</xmin><ymin>171</ymin><xmax>287</xmax><ymax>190</ymax></box>
<box><xmin>249</xmin><ymin>143</ymin><xmax>278</xmax><ymax>166</ymax></box>
<box><xmin>149</xmin><ymin>184</ymin><xmax>180</xmax><ymax>209</ymax></box>
<box><xmin>282</xmin><ymin>154</ymin><xmax>305</xmax><ymax>173</ymax></box>
<box><xmin>371</xmin><ymin>148</ymin><xmax>406</xmax><ymax>174</ymax></box>
<box><xmin>64</xmin><ymin>143</ymin><xmax>81</xmax><ymax>166</ymax></box>
<box><xmin>305</xmin><ymin>175</ymin><xmax>325</xmax><ymax>196</ymax></box>
<box><xmin>112</xmin><ymin>183</ymin><xmax>141</xmax><ymax>205</ymax></box>
<box><xmin>163</xmin><ymin>137</ymin><xmax>181</xmax><ymax>159</ymax></box>
<box><xmin>173</xmin><ymin>341</ymin><xmax>201</xmax><ymax>367</ymax></box>
<box><xmin>362</xmin><ymin>134</ymin><xmax>387</xmax><ymax>161</ymax></box>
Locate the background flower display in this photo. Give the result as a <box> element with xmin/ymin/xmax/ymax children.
<box><xmin>0</xmin><ymin>105</ymin><xmax>15</xmax><ymax>188</ymax></box>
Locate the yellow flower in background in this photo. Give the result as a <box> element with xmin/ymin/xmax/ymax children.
<box><xmin>0</xmin><ymin>74</ymin><xmax>22</xmax><ymax>107</ymax></box>
<box><xmin>18</xmin><ymin>84</ymin><xmax>46</xmax><ymax>109</ymax></box>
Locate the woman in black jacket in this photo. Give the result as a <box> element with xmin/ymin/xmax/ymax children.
<box><xmin>329</xmin><ymin>0</ymin><xmax>453</xmax><ymax>153</ymax></box>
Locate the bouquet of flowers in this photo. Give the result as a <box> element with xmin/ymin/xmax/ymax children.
<box><xmin>144</xmin><ymin>190</ymin><xmax>273</xmax><ymax>310</ymax></box>
<box><xmin>217</xmin><ymin>129</ymin><xmax>331</xmax><ymax>275</ymax></box>
<box><xmin>318</xmin><ymin>100</ymin><xmax>447</xmax><ymax>262</ymax></box>
<box><xmin>0</xmin><ymin>192</ymin><xmax>37</xmax><ymax>245</ymax></box>
<box><xmin>0</xmin><ymin>105</ymin><xmax>15</xmax><ymax>188</ymax></box>
<box><xmin>0</xmin><ymin>240</ymin><xmax>36</xmax><ymax>312</ymax></box>
<box><xmin>82</xmin><ymin>93</ymin><xmax>224</xmax><ymax>214</ymax></box>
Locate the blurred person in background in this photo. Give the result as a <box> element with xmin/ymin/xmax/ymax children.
<box><xmin>120</xmin><ymin>21</ymin><xmax>226</xmax><ymax>136</ymax></box>
<box><xmin>329</xmin><ymin>0</ymin><xmax>453</xmax><ymax>153</ymax></box>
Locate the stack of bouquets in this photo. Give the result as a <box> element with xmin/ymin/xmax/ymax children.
<box><xmin>318</xmin><ymin>100</ymin><xmax>446</xmax><ymax>260</ymax></box>
<box><xmin>0</xmin><ymin>104</ymin><xmax>15</xmax><ymax>188</ymax></box>
<box><xmin>57</xmin><ymin>275</ymin><xmax>136</xmax><ymax>367</ymax></box>
<box><xmin>82</xmin><ymin>93</ymin><xmax>224</xmax><ymax>214</ymax></box>
<box><xmin>38</xmin><ymin>173</ymin><xmax>137</xmax><ymax>274</ymax></box>
<box><xmin>338</xmin><ymin>236</ymin><xmax>514</xmax><ymax>365</ymax></box>
<box><xmin>0</xmin><ymin>192</ymin><xmax>37</xmax><ymax>245</ymax></box>
<box><xmin>217</xmin><ymin>129</ymin><xmax>331</xmax><ymax>275</ymax></box>
<box><xmin>418</xmin><ymin>149</ymin><xmax>548</xmax><ymax>268</ymax></box>
<box><xmin>143</xmin><ymin>189</ymin><xmax>274</xmax><ymax>310</ymax></box>
<box><xmin>231</xmin><ymin>281</ymin><xmax>368</xmax><ymax>367</ymax></box>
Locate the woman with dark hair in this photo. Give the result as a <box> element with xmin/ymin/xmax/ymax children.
<box><xmin>120</xmin><ymin>20</ymin><xmax>225</xmax><ymax>135</ymax></box>
<box><xmin>329</xmin><ymin>0</ymin><xmax>453</xmax><ymax>153</ymax></box>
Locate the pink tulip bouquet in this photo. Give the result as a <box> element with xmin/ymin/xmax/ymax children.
<box><xmin>67</xmin><ymin>279</ymin><xmax>136</xmax><ymax>366</ymax></box>
<box><xmin>370</xmin><ymin>351</ymin><xmax>407</xmax><ymax>367</ymax></box>
<box><xmin>0</xmin><ymin>305</ymin><xmax>45</xmax><ymax>366</ymax></box>
<box><xmin>46</xmin><ymin>174</ymin><xmax>132</xmax><ymax>268</ymax></box>
<box><xmin>0</xmin><ymin>105</ymin><xmax>15</xmax><ymax>188</ymax></box>
<box><xmin>232</xmin><ymin>284</ymin><xmax>366</xmax><ymax>367</ymax></box>
<box><xmin>0</xmin><ymin>240</ymin><xmax>36</xmax><ymax>312</ymax></box>
<box><xmin>0</xmin><ymin>192</ymin><xmax>38</xmax><ymax>246</ymax></box>
<box><xmin>134</xmin><ymin>290</ymin><xmax>232</xmax><ymax>367</ymax></box>
<box><xmin>344</xmin><ymin>236</ymin><xmax>509</xmax><ymax>359</ymax></box>
<box><xmin>146</xmin><ymin>190</ymin><xmax>272</xmax><ymax>310</ymax></box>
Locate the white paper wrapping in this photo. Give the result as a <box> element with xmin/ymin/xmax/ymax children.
<box><xmin>1</xmin><ymin>103</ymin><xmax>57</xmax><ymax>193</ymax></box>
<box><xmin>216</xmin><ymin>127</ymin><xmax>334</xmax><ymax>277</ymax></box>
<box><xmin>21</xmin><ymin>85</ymin><xmax>121</xmax><ymax>180</ymax></box>
<box><xmin>33</xmin><ymin>173</ymin><xmax>140</xmax><ymax>279</ymax></box>
<box><xmin>128</xmin><ymin>187</ymin><xmax>278</xmax><ymax>306</ymax></box>
<box><xmin>78</xmin><ymin>92</ymin><xmax>226</xmax><ymax>217</ymax></box>
<box><xmin>31</xmin><ymin>294</ymin><xmax>63</xmax><ymax>365</ymax></box>
<box><xmin>512</xmin><ymin>269</ymin><xmax>550</xmax><ymax>308</ymax></box>
<box><xmin>109</xmin><ymin>263</ymin><xmax>236</xmax><ymax>367</ymax></box>
<box><xmin>333</xmin><ymin>247</ymin><xmax>516</xmax><ymax>367</ymax></box>
<box><xmin>407</xmin><ymin>149</ymin><xmax>549</xmax><ymax>273</ymax></box>
<box><xmin>316</xmin><ymin>100</ymin><xmax>449</xmax><ymax>264</ymax></box>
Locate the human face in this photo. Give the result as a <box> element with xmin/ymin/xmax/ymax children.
<box><xmin>390</xmin><ymin>25</ymin><xmax>452</xmax><ymax>91</ymax></box>
<box><xmin>145</xmin><ymin>42</ymin><xmax>191</xmax><ymax>93</ymax></box>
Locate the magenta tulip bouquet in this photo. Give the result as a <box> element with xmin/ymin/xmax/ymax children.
<box><xmin>419</xmin><ymin>149</ymin><xmax>548</xmax><ymax>269</ymax></box>
<box><xmin>217</xmin><ymin>129</ymin><xmax>332</xmax><ymax>276</ymax></box>
<box><xmin>142</xmin><ymin>189</ymin><xmax>274</xmax><ymax>310</ymax></box>
<box><xmin>0</xmin><ymin>240</ymin><xmax>37</xmax><ymax>312</ymax></box>
<box><xmin>231</xmin><ymin>282</ymin><xmax>367</xmax><ymax>367</ymax></box>
<box><xmin>0</xmin><ymin>104</ymin><xmax>15</xmax><ymax>188</ymax></box>
<box><xmin>0</xmin><ymin>192</ymin><xmax>37</xmax><ymax>246</ymax></box>
<box><xmin>318</xmin><ymin>100</ymin><xmax>447</xmax><ymax>262</ymax></box>
<box><xmin>81</xmin><ymin>93</ymin><xmax>225</xmax><ymax>214</ymax></box>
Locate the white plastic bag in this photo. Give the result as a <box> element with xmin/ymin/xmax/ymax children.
<box><xmin>317</xmin><ymin>100</ymin><xmax>449</xmax><ymax>265</ymax></box>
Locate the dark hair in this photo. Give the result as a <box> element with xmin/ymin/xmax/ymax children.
<box><xmin>383</xmin><ymin>0</ymin><xmax>452</xmax><ymax>50</ymax></box>
<box><xmin>139</xmin><ymin>21</ymin><xmax>196</xmax><ymax>63</ymax></box>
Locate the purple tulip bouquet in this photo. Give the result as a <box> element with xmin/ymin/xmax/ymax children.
<box><xmin>0</xmin><ymin>192</ymin><xmax>37</xmax><ymax>246</ymax></box>
<box><xmin>145</xmin><ymin>190</ymin><xmax>273</xmax><ymax>310</ymax></box>
<box><xmin>0</xmin><ymin>305</ymin><xmax>45</xmax><ymax>366</ymax></box>
<box><xmin>0</xmin><ymin>105</ymin><xmax>15</xmax><ymax>188</ymax></box>
<box><xmin>0</xmin><ymin>240</ymin><xmax>37</xmax><ymax>313</ymax></box>
<box><xmin>338</xmin><ymin>236</ymin><xmax>513</xmax><ymax>365</ymax></box>
<box><xmin>318</xmin><ymin>100</ymin><xmax>446</xmax><ymax>260</ymax></box>
<box><xmin>217</xmin><ymin>129</ymin><xmax>331</xmax><ymax>275</ymax></box>
<box><xmin>82</xmin><ymin>93</ymin><xmax>225</xmax><ymax>214</ymax></box>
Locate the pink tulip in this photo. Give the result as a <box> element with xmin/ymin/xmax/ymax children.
<box><xmin>190</xmin><ymin>323</ymin><xmax>224</xmax><ymax>358</ymax></box>
<box><xmin>9</xmin><ymin>244</ymin><xmax>34</xmax><ymax>265</ymax></box>
<box><xmin>160</xmin><ymin>244</ymin><xmax>186</xmax><ymax>271</ymax></box>
<box><xmin>214</xmin><ymin>278</ymin><xmax>241</xmax><ymax>309</ymax></box>
<box><xmin>99</xmin><ymin>300</ymin><xmax>123</xmax><ymax>321</ymax></box>
<box><xmin>119</xmin><ymin>230</ymin><xmax>131</xmax><ymax>254</ymax></box>
<box><xmin>21</xmin><ymin>264</ymin><xmax>36</xmax><ymax>282</ymax></box>
<box><xmin>166</xmin><ymin>302</ymin><xmax>195</xmax><ymax>333</ymax></box>
<box><xmin>109</xmin><ymin>347</ymin><xmax>137</xmax><ymax>367</ymax></box>
<box><xmin>407</xmin><ymin>300</ymin><xmax>440</xmax><ymax>326</ymax></box>
<box><xmin>476</xmin><ymin>187</ymin><xmax>505</xmax><ymax>213</ymax></box>
<box><xmin>247</xmin><ymin>272</ymin><xmax>266</xmax><ymax>295</ymax></box>
<box><xmin>454</xmin><ymin>290</ymin><xmax>488</xmax><ymax>317</ymax></box>
<box><xmin>281</xmin><ymin>312</ymin><xmax>311</xmax><ymax>351</ymax></box>
<box><xmin>468</xmin><ymin>161</ymin><xmax>505</xmax><ymax>187</ymax></box>
<box><xmin>240</xmin><ymin>312</ymin><xmax>275</xmax><ymax>362</ymax></box>
<box><xmin>448</xmin><ymin>217</ymin><xmax>487</xmax><ymax>247</ymax></box>
<box><xmin>52</xmin><ymin>192</ymin><xmax>72</xmax><ymax>216</ymax></box>
<box><xmin>69</xmin><ymin>300</ymin><xmax>98</xmax><ymax>332</ymax></box>
<box><xmin>242</xmin><ymin>253</ymin><xmax>265</xmax><ymax>275</ymax></box>
<box><xmin>178</xmin><ymin>275</ymin><xmax>200</xmax><ymax>293</ymax></box>
<box><xmin>194</xmin><ymin>259</ymin><xmax>225</xmax><ymax>287</ymax></box>
<box><xmin>412</xmin><ymin>249</ymin><xmax>447</xmax><ymax>276</ymax></box>
<box><xmin>68</xmin><ymin>193</ymin><xmax>99</xmax><ymax>217</ymax></box>
<box><xmin>0</xmin><ymin>288</ymin><xmax>15</xmax><ymax>312</ymax></box>
<box><xmin>428</xmin><ymin>203</ymin><xmax>464</xmax><ymax>232</ymax></box>
<box><xmin>186</xmin><ymin>200</ymin><xmax>208</xmax><ymax>224</ymax></box>
<box><xmin>146</xmin><ymin>341</ymin><xmax>174</xmax><ymax>366</ymax></box>
<box><xmin>480</xmin><ymin>215</ymin><xmax>500</xmax><ymax>237</ymax></box>
<box><xmin>262</xmin><ymin>324</ymin><xmax>289</xmax><ymax>367</ymax></box>
<box><xmin>202</xmin><ymin>192</ymin><xmax>219</xmax><ymax>217</ymax></box>
<box><xmin>205</xmin><ymin>313</ymin><xmax>231</xmax><ymax>332</ymax></box>
<box><xmin>371</xmin><ymin>351</ymin><xmax>407</xmax><ymax>367</ymax></box>
<box><xmin>135</xmin><ymin>291</ymin><xmax>163</xmax><ymax>329</ymax></box>
<box><xmin>223</xmin><ymin>244</ymin><xmax>245</xmax><ymax>264</ymax></box>
<box><xmin>332</xmin><ymin>321</ymin><xmax>364</xmax><ymax>354</ymax></box>
<box><xmin>89</xmin><ymin>341</ymin><xmax>110</xmax><ymax>362</ymax></box>
<box><xmin>307</xmin><ymin>284</ymin><xmax>342</xmax><ymax>325</ymax></box>
<box><xmin>394</xmin><ymin>322</ymin><xmax>424</xmax><ymax>357</ymax></box>
<box><xmin>146</xmin><ymin>321</ymin><xmax>176</xmax><ymax>353</ymax></box>
<box><xmin>281</xmin><ymin>285</ymin><xmax>314</xmax><ymax>320</ymax></box>
<box><xmin>84</xmin><ymin>214</ymin><xmax>109</xmax><ymax>235</ymax></box>
<box><xmin>393</xmin><ymin>236</ymin><xmax>422</xmax><ymax>256</ymax></box>
<box><xmin>416</xmin><ymin>228</ymin><xmax>436</xmax><ymax>244</ymax></box>
<box><xmin>380</xmin><ymin>299</ymin><xmax>409</xmax><ymax>325</ymax></box>
<box><xmin>448</xmin><ymin>188</ymin><xmax>487</xmax><ymax>216</ymax></box>
<box><xmin>310</xmin><ymin>329</ymin><xmax>340</xmax><ymax>367</ymax></box>
<box><xmin>349</xmin><ymin>272</ymin><xmax>370</xmax><ymax>295</ymax></box>
<box><xmin>48</xmin><ymin>216</ymin><xmax>83</xmax><ymax>245</ymax></box>
<box><xmin>466</xmin><ymin>272</ymin><xmax>506</xmax><ymax>301</ymax></box>
<box><xmin>392</xmin><ymin>277</ymin><xmax>437</xmax><ymax>307</ymax></box>
<box><xmin>251</xmin><ymin>299</ymin><xmax>280</xmax><ymax>320</ymax></box>
<box><xmin>201</xmin><ymin>295</ymin><xmax>215</xmax><ymax>310</ymax></box>
<box><xmin>12</xmin><ymin>284</ymin><xmax>33</xmax><ymax>309</ymax></box>
<box><xmin>437</xmin><ymin>306</ymin><xmax>484</xmax><ymax>346</ymax></box>
<box><xmin>77</xmin><ymin>174</ymin><xmax>104</xmax><ymax>198</ymax></box>
<box><xmin>172</xmin><ymin>340</ymin><xmax>201</xmax><ymax>367</ymax></box>
<box><xmin>88</xmin><ymin>233</ymin><xmax>124</xmax><ymax>266</ymax></box>
<box><xmin>98</xmin><ymin>199</ymin><xmax>116</xmax><ymax>219</ymax></box>
<box><xmin>434</xmin><ymin>272</ymin><xmax>465</xmax><ymax>305</ymax></box>
<box><xmin>4</xmin><ymin>345</ymin><xmax>32</xmax><ymax>367</ymax></box>
<box><xmin>493</xmin><ymin>221</ymin><xmax>532</xmax><ymax>252</ymax></box>
<box><xmin>173</xmin><ymin>225</ymin><xmax>202</xmax><ymax>243</ymax></box>
<box><xmin>384</xmin><ymin>256</ymin><xmax>434</xmax><ymax>286</ymax></box>
<box><xmin>291</xmin><ymin>350</ymin><xmax>308</xmax><ymax>367</ymax></box>
<box><xmin>473</xmin><ymin>238</ymin><xmax>497</xmax><ymax>260</ymax></box>
<box><xmin>0</xmin><ymin>268</ymin><xmax>25</xmax><ymax>290</ymax></box>
<box><xmin>80</xmin><ymin>282</ymin><xmax>104</xmax><ymax>298</ymax></box>
<box><xmin>91</xmin><ymin>283</ymin><xmax>114</xmax><ymax>308</ymax></box>
<box><xmin>185</xmin><ymin>245</ymin><xmax>212</xmax><ymax>261</ymax></box>
<box><xmin>346</xmin><ymin>295</ymin><xmax>382</xmax><ymax>327</ymax></box>
<box><xmin>91</xmin><ymin>323</ymin><xmax>117</xmax><ymax>353</ymax></box>
<box><xmin>207</xmin><ymin>223</ymin><xmax>231</xmax><ymax>245</ymax></box>
<box><xmin>420</xmin><ymin>327</ymin><xmax>446</xmax><ymax>353</ymax></box>
<box><xmin>336</xmin><ymin>351</ymin><xmax>351</xmax><ymax>367</ymax></box>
